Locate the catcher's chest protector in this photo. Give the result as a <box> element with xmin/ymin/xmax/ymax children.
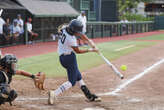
<box><xmin>0</xmin><ymin>70</ymin><xmax>13</xmax><ymax>84</ymax></box>
<box><xmin>0</xmin><ymin>71</ymin><xmax>9</xmax><ymax>84</ymax></box>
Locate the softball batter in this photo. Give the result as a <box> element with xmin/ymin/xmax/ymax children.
<box><xmin>48</xmin><ymin>19</ymin><xmax>101</xmax><ymax>105</ymax></box>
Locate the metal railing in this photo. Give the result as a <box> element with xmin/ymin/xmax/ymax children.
<box><xmin>86</xmin><ymin>21</ymin><xmax>154</xmax><ymax>38</ymax></box>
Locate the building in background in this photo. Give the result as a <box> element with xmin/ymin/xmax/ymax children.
<box><xmin>145</xmin><ymin>0</ymin><xmax>164</xmax><ymax>16</ymax></box>
<box><xmin>134</xmin><ymin>2</ymin><xmax>146</xmax><ymax>16</ymax></box>
<box><xmin>49</xmin><ymin>0</ymin><xmax>118</xmax><ymax>21</ymax></box>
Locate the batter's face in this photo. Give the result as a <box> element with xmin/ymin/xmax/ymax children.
<box><xmin>74</xmin><ymin>33</ymin><xmax>83</xmax><ymax>36</ymax></box>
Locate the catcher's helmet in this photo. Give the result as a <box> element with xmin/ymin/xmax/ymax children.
<box><xmin>0</xmin><ymin>54</ymin><xmax>18</xmax><ymax>75</ymax></box>
<box><xmin>68</xmin><ymin>19</ymin><xmax>83</xmax><ymax>34</ymax></box>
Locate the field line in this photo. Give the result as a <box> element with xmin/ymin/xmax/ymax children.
<box><xmin>115</xmin><ymin>45</ymin><xmax>135</xmax><ymax>52</ymax></box>
<box><xmin>99</xmin><ymin>58</ymin><xmax>164</xmax><ymax>96</ymax></box>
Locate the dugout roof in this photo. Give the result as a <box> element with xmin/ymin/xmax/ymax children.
<box><xmin>16</xmin><ymin>0</ymin><xmax>79</xmax><ymax>17</ymax></box>
<box><xmin>0</xmin><ymin>0</ymin><xmax>25</xmax><ymax>9</ymax></box>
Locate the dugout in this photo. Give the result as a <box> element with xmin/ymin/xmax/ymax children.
<box><xmin>16</xmin><ymin>0</ymin><xmax>79</xmax><ymax>43</ymax></box>
<box><xmin>0</xmin><ymin>0</ymin><xmax>26</xmax><ymax>46</ymax></box>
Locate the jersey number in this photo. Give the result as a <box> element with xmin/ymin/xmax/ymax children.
<box><xmin>61</xmin><ymin>34</ymin><xmax>66</xmax><ymax>44</ymax></box>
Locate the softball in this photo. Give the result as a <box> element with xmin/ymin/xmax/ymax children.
<box><xmin>120</xmin><ymin>65</ymin><xmax>127</xmax><ymax>71</ymax></box>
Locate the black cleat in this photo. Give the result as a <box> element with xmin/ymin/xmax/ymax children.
<box><xmin>89</xmin><ymin>94</ymin><xmax>101</xmax><ymax>102</ymax></box>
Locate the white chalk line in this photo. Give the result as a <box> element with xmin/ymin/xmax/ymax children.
<box><xmin>99</xmin><ymin>58</ymin><xmax>164</xmax><ymax>96</ymax></box>
<box><xmin>16</xmin><ymin>58</ymin><xmax>164</xmax><ymax>102</ymax></box>
<box><xmin>115</xmin><ymin>45</ymin><xmax>135</xmax><ymax>51</ymax></box>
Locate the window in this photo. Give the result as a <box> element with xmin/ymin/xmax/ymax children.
<box><xmin>145</xmin><ymin>3</ymin><xmax>164</xmax><ymax>12</ymax></box>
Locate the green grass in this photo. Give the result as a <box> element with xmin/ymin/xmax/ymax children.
<box><xmin>18</xmin><ymin>40</ymin><xmax>156</xmax><ymax>77</ymax></box>
<box><xmin>136</xmin><ymin>34</ymin><xmax>164</xmax><ymax>40</ymax></box>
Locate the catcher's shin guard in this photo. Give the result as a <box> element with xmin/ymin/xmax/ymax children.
<box><xmin>0</xmin><ymin>85</ymin><xmax>17</xmax><ymax>106</ymax></box>
<box><xmin>7</xmin><ymin>90</ymin><xmax>17</xmax><ymax>106</ymax></box>
<box><xmin>0</xmin><ymin>84</ymin><xmax>10</xmax><ymax>105</ymax></box>
<box><xmin>81</xmin><ymin>85</ymin><xmax>101</xmax><ymax>102</ymax></box>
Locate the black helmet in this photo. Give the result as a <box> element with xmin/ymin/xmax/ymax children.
<box><xmin>68</xmin><ymin>19</ymin><xmax>83</xmax><ymax>34</ymax></box>
<box><xmin>0</xmin><ymin>54</ymin><xmax>18</xmax><ymax>75</ymax></box>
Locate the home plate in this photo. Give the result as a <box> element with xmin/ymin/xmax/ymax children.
<box><xmin>83</xmin><ymin>107</ymin><xmax>106</xmax><ymax>110</ymax></box>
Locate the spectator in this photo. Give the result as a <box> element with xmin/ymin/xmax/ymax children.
<box><xmin>26</xmin><ymin>18</ymin><xmax>38</xmax><ymax>44</ymax></box>
<box><xmin>120</xmin><ymin>17</ymin><xmax>128</xmax><ymax>34</ymax></box>
<box><xmin>16</xmin><ymin>14</ymin><xmax>24</xmax><ymax>43</ymax></box>
<box><xmin>16</xmin><ymin>14</ymin><xmax>24</xmax><ymax>34</ymax></box>
<box><xmin>77</xmin><ymin>11</ymin><xmax>87</xmax><ymax>46</ymax></box>
<box><xmin>77</xmin><ymin>11</ymin><xmax>87</xmax><ymax>34</ymax></box>
<box><xmin>3</xmin><ymin>18</ymin><xmax>11</xmax><ymax>44</ymax></box>
<box><xmin>0</xmin><ymin>9</ymin><xmax>6</xmax><ymax>45</ymax></box>
<box><xmin>10</xmin><ymin>19</ymin><xmax>21</xmax><ymax>44</ymax></box>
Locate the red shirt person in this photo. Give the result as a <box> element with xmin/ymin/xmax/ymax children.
<box><xmin>26</xmin><ymin>18</ymin><xmax>38</xmax><ymax>44</ymax></box>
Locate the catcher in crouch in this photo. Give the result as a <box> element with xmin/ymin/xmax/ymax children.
<box><xmin>0</xmin><ymin>54</ymin><xmax>45</xmax><ymax>105</ymax></box>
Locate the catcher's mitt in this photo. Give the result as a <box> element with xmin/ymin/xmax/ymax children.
<box><xmin>34</xmin><ymin>72</ymin><xmax>45</xmax><ymax>90</ymax></box>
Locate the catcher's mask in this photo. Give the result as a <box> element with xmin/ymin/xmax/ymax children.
<box><xmin>0</xmin><ymin>54</ymin><xmax>18</xmax><ymax>75</ymax></box>
<box><xmin>68</xmin><ymin>19</ymin><xmax>83</xmax><ymax>35</ymax></box>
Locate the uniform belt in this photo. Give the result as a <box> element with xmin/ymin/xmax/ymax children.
<box><xmin>61</xmin><ymin>52</ymin><xmax>73</xmax><ymax>56</ymax></box>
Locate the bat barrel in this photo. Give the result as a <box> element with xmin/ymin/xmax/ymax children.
<box><xmin>99</xmin><ymin>52</ymin><xmax>124</xmax><ymax>79</ymax></box>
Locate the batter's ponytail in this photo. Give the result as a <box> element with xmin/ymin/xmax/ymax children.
<box><xmin>57</xmin><ymin>23</ymin><xmax>68</xmax><ymax>34</ymax></box>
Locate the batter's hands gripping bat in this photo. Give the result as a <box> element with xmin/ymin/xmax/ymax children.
<box><xmin>98</xmin><ymin>52</ymin><xmax>124</xmax><ymax>79</ymax></box>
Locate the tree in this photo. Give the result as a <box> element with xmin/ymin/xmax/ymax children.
<box><xmin>118</xmin><ymin>0</ymin><xmax>153</xmax><ymax>16</ymax></box>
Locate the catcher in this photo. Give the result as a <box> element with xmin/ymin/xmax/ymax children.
<box><xmin>0</xmin><ymin>54</ymin><xmax>45</xmax><ymax>105</ymax></box>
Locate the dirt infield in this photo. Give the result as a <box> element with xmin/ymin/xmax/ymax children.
<box><xmin>1</xmin><ymin>31</ymin><xmax>164</xmax><ymax>110</ymax></box>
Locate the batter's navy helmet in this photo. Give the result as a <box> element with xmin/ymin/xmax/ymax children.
<box><xmin>68</xmin><ymin>19</ymin><xmax>83</xmax><ymax>34</ymax></box>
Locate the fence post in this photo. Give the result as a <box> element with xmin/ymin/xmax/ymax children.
<box><xmin>132</xmin><ymin>24</ymin><xmax>134</xmax><ymax>34</ymax></box>
<box><xmin>25</xmin><ymin>23</ymin><xmax>28</xmax><ymax>44</ymax></box>
<box><xmin>110</xmin><ymin>25</ymin><xmax>112</xmax><ymax>37</ymax></box>
<box><xmin>141</xmin><ymin>23</ymin><xmax>143</xmax><ymax>33</ymax></box>
<box><xmin>119</xmin><ymin>24</ymin><xmax>122</xmax><ymax>36</ymax></box>
<box><xmin>41</xmin><ymin>19</ymin><xmax>44</xmax><ymax>42</ymax></box>
<box><xmin>101</xmin><ymin>24</ymin><xmax>104</xmax><ymax>38</ymax></box>
<box><xmin>126</xmin><ymin>24</ymin><xmax>128</xmax><ymax>34</ymax></box>
<box><xmin>117</xmin><ymin>24</ymin><xmax>119</xmax><ymax>36</ymax></box>
<box><xmin>136</xmin><ymin>23</ymin><xmax>138</xmax><ymax>33</ymax></box>
<box><xmin>91</xmin><ymin>25</ymin><xmax>94</xmax><ymax>38</ymax></box>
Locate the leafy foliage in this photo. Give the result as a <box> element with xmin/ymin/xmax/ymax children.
<box><xmin>118</xmin><ymin>0</ymin><xmax>153</xmax><ymax>21</ymax></box>
<box><xmin>120</xmin><ymin>13</ymin><xmax>154</xmax><ymax>21</ymax></box>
